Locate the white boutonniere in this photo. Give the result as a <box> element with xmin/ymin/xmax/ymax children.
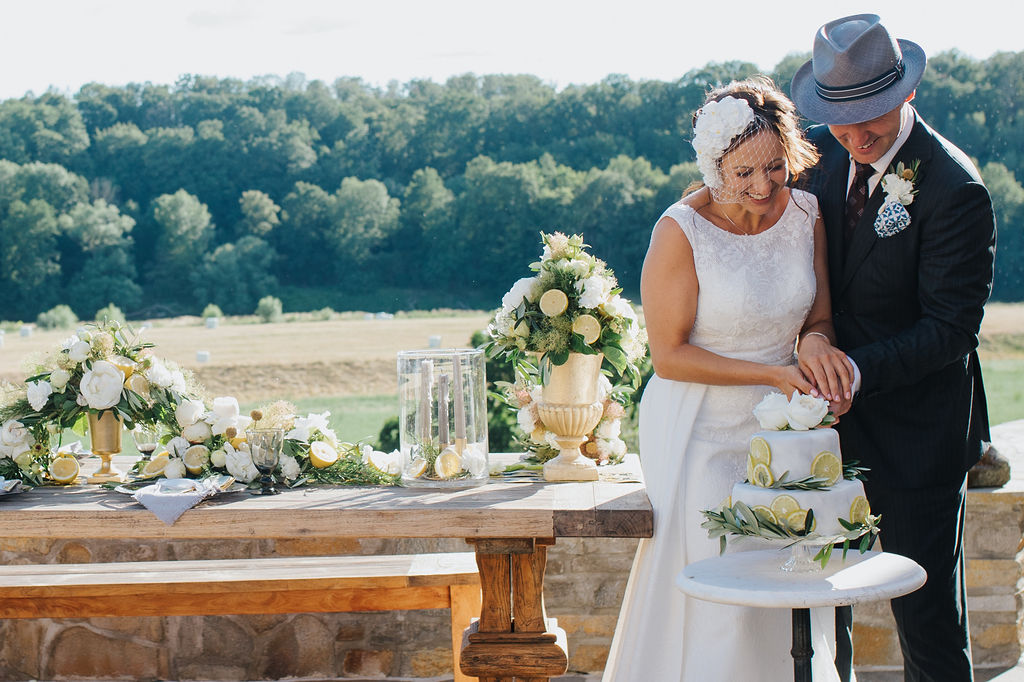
<box><xmin>874</xmin><ymin>160</ymin><xmax>920</xmax><ymax>238</ymax></box>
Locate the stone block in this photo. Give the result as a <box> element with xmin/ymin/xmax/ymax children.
<box><xmin>343</xmin><ymin>648</ymin><xmax>394</xmax><ymax>677</ymax></box>
<box><xmin>968</xmin><ymin>594</ymin><xmax>1018</xmax><ymax>614</ymax></box>
<box><xmin>408</xmin><ymin>646</ymin><xmax>451</xmax><ymax>677</ymax></box>
<box><xmin>55</xmin><ymin>542</ymin><xmax>93</xmax><ymax>563</ymax></box>
<box><xmin>89</xmin><ymin>615</ymin><xmax>164</xmax><ymax>639</ymax></box>
<box><xmin>570</xmin><ymin>643</ymin><xmax>610</xmax><ymax>672</ymax></box>
<box><xmin>967</xmin><ymin>559</ymin><xmax>1021</xmax><ymax>591</ymax></box>
<box><xmin>852</xmin><ymin>623</ymin><xmax>904</xmax><ymax>667</ymax></box>
<box><xmin>45</xmin><ymin>626</ymin><xmax>167</xmax><ymax>680</ymax></box>
<box><xmin>555</xmin><ymin>614</ymin><xmax>620</xmax><ymax>639</ymax></box>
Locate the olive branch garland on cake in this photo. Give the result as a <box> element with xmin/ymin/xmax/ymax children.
<box><xmin>701</xmin><ymin>392</ymin><xmax>880</xmax><ymax>567</ymax></box>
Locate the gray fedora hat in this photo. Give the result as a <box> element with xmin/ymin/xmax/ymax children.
<box><xmin>791</xmin><ymin>14</ymin><xmax>926</xmax><ymax>125</ymax></box>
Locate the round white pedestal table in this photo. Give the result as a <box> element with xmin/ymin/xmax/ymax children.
<box><xmin>676</xmin><ymin>549</ymin><xmax>926</xmax><ymax>682</ymax></box>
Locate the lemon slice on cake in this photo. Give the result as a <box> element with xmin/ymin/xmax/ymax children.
<box><xmin>770</xmin><ymin>494</ymin><xmax>800</xmax><ymax>519</ymax></box>
<box><xmin>749</xmin><ymin>436</ymin><xmax>771</xmax><ymax>467</ymax></box>
<box><xmin>309</xmin><ymin>441</ymin><xmax>339</xmax><ymax>468</ymax></box>
<box><xmin>811</xmin><ymin>451</ymin><xmax>842</xmax><ymax>486</ymax></box>
<box><xmin>539</xmin><ymin>289</ymin><xmax>569</xmax><ymax>317</ymax></box>
<box><xmin>750</xmin><ymin>462</ymin><xmax>774</xmax><ymax>487</ymax></box>
<box><xmin>786</xmin><ymin>509</ymin><xmax>815</xmax><ymax>533</ymax></box>
<box><xmin>849</xmin><ymin>495</ymin><xmax>871</xmax><ymax>524</ymax></box>
<box><xmin>751</xmin><ymin>505</ymin><xmax>778</xmax><ymax>524</ymax></box>
<box><xmin>571</xmin><ymin>314</ymin><xmax>602</xmax><ymax>344</ymax></box>
<box><xmin>48</xmin><ymin>455</ymin><xmax>80</xmax><ymax>484</ymax></box>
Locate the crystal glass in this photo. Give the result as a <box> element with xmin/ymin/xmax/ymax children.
<box><xmin>133</xmin><ymin>424</ymin><xmax>160</xmax><ymax>462</ymax></box>
<box><xmin>246</xmin><ymin>428</ymin><xmax>284</xmax><ymax>495</ymax></box>
<box><xmin>780</xmin><ymin>541</ymin><xmax>826</xmax><ymax>573</ymax></box>
<box><xmin>397</xmin><ymin>348</ymin><xmax>489</xmax><ymax>488</ymax></box>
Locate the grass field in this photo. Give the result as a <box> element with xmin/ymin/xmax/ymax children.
<box><xmin>1</xmin><ymin>305</ymin><xmax>1020</xmax><ymax>450</ymax></box>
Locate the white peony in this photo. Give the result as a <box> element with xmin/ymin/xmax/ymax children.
<box><xmin>563</xmin><ymin>258</ymin><xmax>591</xmax><ymax>278</ymax></box>
<box><xmin>169</xmin><ymin>369</ymin><xmax>188</xmax><ymax>394</ymax></box>
<box><xmin>575</xmin><ymin>275</ymin><xmax>612</xmax><ymax>310</ymax></box>
<box><xmin>27</xmin><ymin>380</ymin><xmax>52</xmax><ymax>412</ymax></box>
<box><xmin>753</xmin><ymin>392</ymin><xmax>791</xmax><ymax>430</ymax></box>
<box><xmin>145</xmin><ymin>360</ymin><xmax>174</xmax><ymax>389</ymax></box>
<box><xmin>461</xmin><ymin>443</ymin><xmax>488</xmax><ymax>477</ymax></box>
<box><xmin>175</xmin><ymin>399</ymin><xmax>206</xmax><ymax>427</ymax></box>
<box><xmin>517</xmin><ymin>405</ymin><xmax>537</xmax><ymax>434</ymax></box>
<box><xmin>49</xmin><ymin>368</ymin><xmax>71</xmax><ymax>392</ymax></box>
<box><xmin>502</xmin><ymin>277</ymin><xmax>539</xmax><ymax>312</ymax></box>
<box><xmin>225</xmin><ymin>445</ymin><xmax>260</xmax><ymax>483</ymax></box>
<box><xmin>595</xmin><ymin>418</ymin><xmax>621</xmax><ymax>440</ymax></box>
<box><xmin>166</xmin><ymin>436</ymin><xmax>190</xmax><ymax>458</ymax></box>
<box><xmin>0</xmin><ymin>419</ymin><xmax>31</xmax><ymax>458</ymax></box>
<box><xmin>601</xmin><ymin>294</ymin><xmax>635</xmax><ymax>321</ymax></box>
<box><xmin>79</xmin><ymin>361</ymin><xmax>125</xmax><ymax>410</ymax></box>
<box><xmin>786</xmin><ymin>393</ymin><xmax>830</xmax><ymax>431</ymax></box>
<box><xmin>882</xmin><ymin>174</ymin><xmax>915</xmax><ymax>205</ymax></box>
<box><xmin>68</xmin><ymin>340</ymin><xmax>91</xmax><ymax>364</ymax></box>
<box><xmin>163</xmin><ymin>458</ymin><xmax>187</xmax><ymax>479</ymax></box>
<box><xmin>287</xmin><ymin>411</ymin><xmax>331</xmax><ymax>443</ymax></box>
<box><xmin>279</xmin><ymin>454</ymin><xmax>301</xmax><ymax>480</ymax></box>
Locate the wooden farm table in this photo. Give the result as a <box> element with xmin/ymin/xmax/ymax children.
<box><xmin>0</xmin><ymin>454</ymin><xmax>653</xmax><ymax>681</ymax></box>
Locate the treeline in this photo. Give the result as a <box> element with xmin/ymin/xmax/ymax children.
<box><xmin>1</xmin><ymin>51</ymin><xmax>1022</xmax><ymax>321</ymax></box>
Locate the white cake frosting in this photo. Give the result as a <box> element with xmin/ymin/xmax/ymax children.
<box><xmin>731</xmin><ymin>427</ymin><xmax>870</xmax><ymax>537</ymax></box>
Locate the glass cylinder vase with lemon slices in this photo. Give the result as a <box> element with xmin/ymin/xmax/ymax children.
<box><xmin>397</xmin><ymin>348</ymin><xmax>489</xmax><ymax>488</ymax></box>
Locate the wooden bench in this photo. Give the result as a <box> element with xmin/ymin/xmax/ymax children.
<box><xmin>0</xmin><ymin>551</ymin><xmax>481</xmax><ymax>682</ymax></box>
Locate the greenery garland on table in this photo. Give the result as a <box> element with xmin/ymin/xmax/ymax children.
<box><xmin>0</xmin><ymin>320</ymin><xmax>401</xmax><ymax>488</ymax></box>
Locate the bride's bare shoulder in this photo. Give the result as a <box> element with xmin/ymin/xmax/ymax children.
<box><xmin>679</xmin><ymin>186</ymin><xmax>710</xmax><ymax>211</ymax></box>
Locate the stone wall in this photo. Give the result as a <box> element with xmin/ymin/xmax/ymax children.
<box><xmin>2</xmin><ymin>420</ymin><xmax>1022</xmax><ymax>680</ymax></box>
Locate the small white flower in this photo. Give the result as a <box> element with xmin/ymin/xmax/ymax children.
<box><xmin>49</xmin><ymin>368</ymin><xmax>71</xmax><ymax>391</ymax></box>
<box><xmin>881</xmin><ymin>174</ymin><xmax>915</xmax><ymax>205</ymax></box>
<box><xmin>692</xmin><ymin>96</ymin><xmax>756</xmax><ymax>189</ymax></box>
<box><xmin>182</xmin><ymin>420</ymin><xmax>213</xmax><ymax>443</ymax></box>
<box><xmin>163</xmin><ymin>458</ymin><xmax>187</xmax><ymax>479</ymax></box>
<box><xmin>517</xmin><ymin>406</ymin><xmax>537</xmax><ymax>434</ymax></box>
<box><xmin>212</xmin><ymin>396</ymin><xmax>240</xmax><ymax>419</ymax></box>
<box><xmin>166</xmin><ymin>436</ymin><xmax>190</xmax><ymax>458</ymax></box>
<box><xmin>594</xmin><ymin>418</ymin><xmax>621</xmax><ymax>440</ymax></box>
<box><xmin>287</xmin><ymin>411</ymin><xmax>331</xmax><ymax>443</ymax></box>
<box><xmin>169</xmin><ymin>369</ymin><xmax>187</xmax><ymax>394</ymax></box>
<box><xmin>279</xmin><ymin>454</ymin><xmax>301</xmax><ymax>480</ymax></box>
<box><xmin>225</xmin><ymin>445</ymin><xmax>259</xmax><ymax>483</ymax></box>
<box><xmin>461</xmin><ymin>443</ymin><xmax>488</xmax><ymax>477</ymax></box>
<box><xmin>175</xmin><ymin>399</ymin><xmax>206</xmax><ymax>427</ymax></box>
<box><xmin>68</xmin><ymin>340</ymin><xmax>91</xmax><ymax>364</ymax></box>
<box><xmin>27</xmin><ymin>380</ymin><xmax>53</xmax><ymax>412</ymax></box>
<box><xmin>145</xmin><ymin>360</ymin><xmax>174</xmax><ymax>389</ymax></box>
<box><xmin>501</xmin><ymin>277</ymin><xmax>539</xmax><ymax>312</ymax></box>
<box><xmin>753</xmin><ymin>392</ymin><xmax>791</xmax><ymax>430</ymax></box>
<box><xmin>576</xmin><ymin>275</ymin><xmax>612</xmax><ymax>309</ymax></box>
<box><xmin>79</xmin><ymin>360</ymin><xmax>125</xmax><ymax>410</ymax></box>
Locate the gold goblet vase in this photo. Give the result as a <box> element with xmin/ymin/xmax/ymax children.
<box><xmin>86</xmin><ymin>411</ymin><xmax>124</xmax><ymax>483</ymax></box>
<box><xmin>537</xmin><ymin>353</ymin><xmax>604</xmax><ymax>482</ymax></box>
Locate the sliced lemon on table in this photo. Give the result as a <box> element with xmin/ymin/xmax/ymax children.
<box><xmin>811</xmin><ymin>451</ymin><xmax>842</xmax><ymax>486</ymax></box>
<box><xmin>48</xmin><ymin>456</ymin><xmax>80</xmax><ymax>484</ymax></box>
<box><xmin>749</xmin><ymin>436</ymin><xmax>772</xmax><ymax>467</ymax></box>
<box><xmin>141</xmin><ymin>452</ymin><xmax>170</xmax><ymax>478</ymax></box>
<box><xmin>849</xmin><ymin>495</ymin><xmax>871</xmax><ymax>524</ymax></box>
<box><xmin>786</xmin><ymin>509</ymin><xmax>813</xmax><ymax>533</ymax></box>
<box><xmin>572</xmin><ymin>314</ymin><xmax>602</xmax><ymax>344</ymax></box>
<box><xmin>751</xmin><ymin>505</ymin><xmax>778</xmax><ymax>524</ymax></box>
<box><xmin>109</xmin><ymin>355</ymin><xmax>136</xmax><ymax>378</ymax></box>
<box><xmin>750</xmin><ymin>462</ymin><xmax>774</xmax><ymax>487</ymax></box>
<box><xmin>539</xmin><ymin>289</ymin><xmax>569</xmax><ymax>317</ymax></box>
<box><xmin>433</xmin><ymin>448</ymin><xmax>463</xmax><ymax>479</ymax></box>
<box><xmin>309</xmin><ymin>441</ymin><xmax>339</xmax><ymax>468</ymax></box>
<box><xmin>770</xmin><ymin>494</ymin><xmax>801</xmax><ymax>519</ymax></box>
<box><xmin>183</xmin><ymin>445</ymin><xmax>210</xmax><ymax>474</ymax></box>
<box><xmin>405</xmin><ymin>456</ymin><xmax>429</xmax><ymax>479</ymax></box>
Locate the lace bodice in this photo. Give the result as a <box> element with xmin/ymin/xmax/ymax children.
<box><xmin>662</xmin><ymin>189</ymin><xmax>818</xmax><ymax>366</ymax></box>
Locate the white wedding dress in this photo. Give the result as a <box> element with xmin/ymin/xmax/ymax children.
<box><xmin>603</xmin><ymin>189</ymin><xmax>842</xmax><ymax>682</ymax></box>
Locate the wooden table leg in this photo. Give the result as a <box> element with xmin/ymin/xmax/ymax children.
<box><xmin>460</xmin><ymin>538</ymin><xmax>568</xmax><ymax>682</ymax></box>
<box><xmin>791</xmin><ymin>607</ymin><xmax>813</xmax><ymax>682</ymax></box>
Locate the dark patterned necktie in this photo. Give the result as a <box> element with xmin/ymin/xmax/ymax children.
<box><xmin>844</xmin><ymin>162</ymin><xmax>875</xmax><ymax>244</ymax></box>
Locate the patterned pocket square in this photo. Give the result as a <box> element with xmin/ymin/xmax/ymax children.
<box><xmin>874</xmin><ymin>200</ymin><xmax>911</xmax><ymax>238</ymax></box>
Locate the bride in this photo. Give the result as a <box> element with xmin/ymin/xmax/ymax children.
<box><xmin>603</xmin><ymin>76</ymin><xmax>854</xmax><ymax>681</ymax></box>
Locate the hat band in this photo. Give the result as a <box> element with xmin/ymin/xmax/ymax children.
<box><xmin>814</xmin><ymin>59</ymin><xmax>906</xmax><ymax>102</ymax></box>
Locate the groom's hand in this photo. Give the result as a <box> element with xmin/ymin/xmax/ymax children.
<box><xmin>797</xmin><ymin>334</ymin><xmax>854</xmax><ymax>402</ymax></box>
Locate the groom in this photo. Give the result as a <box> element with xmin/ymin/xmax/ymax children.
<box><xmin>792</xmin><ymin>14</ymin><xmax>996</xmax><ymax>682</ymax></box>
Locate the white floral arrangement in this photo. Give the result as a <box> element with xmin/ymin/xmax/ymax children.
<box><xmin>752</xmin><ymin>392</ymin><xmax>836</xmax><ymax>431</ymax></box>
<box><xmin>0</xmin><ymin>322</ymin><xmax>403</xmax><ymax>489</ymax></box>
<box><xmin>485</xmin><ymin>232</ymin><xmax>647</xmax><ymax>389</ymax></box>
<box><xmin>498</xmin><ymin>373</ymin><xmax>629</xmax><ymax>465</ymax></box>
<box><xmin>691</xmin><ymin>96</ymin><xmax>756</xmax><ymax>190</ymax></box>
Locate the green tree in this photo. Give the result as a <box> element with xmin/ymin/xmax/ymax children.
<box><xmin>149</xmin><ymin>190</ymin><xmax>214</xmax><ymax>288</ymax></box>
<box><xmin>236</xmin><ymin>189</ymin><xmax>281</xmax><ymax>238</ymax></box>
<box><xmin>190</xmin><ymin>236</ymin><xmax>279</xmax><ymax>314</ymax></box>
<box><xmin>0</xmin><ymin>198</ymin><xmax>61</xmax><ymax>317</ymax></box>
<box><xmin>328</xmin><ymin>177</ymin><xmax>400</xmax><ymax>283</ymax></box>
<box><xmin>982</xmin><ymin>162</ymin><xmax>1024</xmax><ymax>300</ymax></box>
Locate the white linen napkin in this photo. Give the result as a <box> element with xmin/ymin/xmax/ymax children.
<box><xmin>0</xmin><ymin>476</ymin><xmax>22</xmax><ymax>493</ymax></box>
<box><xmin>133</xmin><ymin>478</ymin><xmax>222</xmax><ymax>525</ymax></box>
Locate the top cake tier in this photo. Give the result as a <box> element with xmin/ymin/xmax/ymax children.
<box><xmin>747</xmin><ymin>428</ymin><xmax>842</xmax><ymax>486</ymax></box>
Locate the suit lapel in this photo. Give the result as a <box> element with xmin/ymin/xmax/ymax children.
<box><xmin>836</xmin><ymin>112</ymin><xmax>934</xmax><ymax>296</ymax></box>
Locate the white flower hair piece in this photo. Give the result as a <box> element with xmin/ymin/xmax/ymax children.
<box><xmin>692</xmin><ymin>96</ymin><xmax>756</xmax><ymax>190</ymax></box>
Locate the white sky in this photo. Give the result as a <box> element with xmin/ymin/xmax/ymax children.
<box><xmin>0</xmin><ymin>0</ymin><xmax>1020</xmax><ymax>101</ymax></box>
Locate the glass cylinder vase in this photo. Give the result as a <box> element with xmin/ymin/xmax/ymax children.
<box><xmin>397</xmin><ymin>348</ymin><xmax>488</xmax><ymax>488</ymax></box>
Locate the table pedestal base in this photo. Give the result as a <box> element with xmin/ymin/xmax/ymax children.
<box><xmin>792</xmin><ymin>608</ymin><xmax>813</xmax><ymax>682</ymax></box>
<box><xmin>460</xmin><ymin>538</ymin><xmax>568</xmax><ymax>681</ymax></box>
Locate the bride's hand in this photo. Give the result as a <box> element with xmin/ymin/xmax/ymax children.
<box><xmin>773</xmin><ymin>365</ymin><xmax>815</xmax><ymax>399</ymax></box>
<box><xmin>797</xmin><ymin>335</ymin><xmax>854</xmax><ymax>402</ymax></box>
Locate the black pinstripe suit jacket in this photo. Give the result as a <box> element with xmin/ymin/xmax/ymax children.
<box><xmin>803</xmin><ymin>110</ymin><xmax>996</xmax><ymax>489</ymax></box>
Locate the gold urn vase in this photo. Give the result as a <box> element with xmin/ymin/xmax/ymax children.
<box><xmin>86</xmin><ymin>411</ymin><xmax>124</xmax><ymax>483</ymax></box>
<box><xmin>537</xmin><ymin>352</ymin><xmax>604</xmax><ymax>482</ymax></box>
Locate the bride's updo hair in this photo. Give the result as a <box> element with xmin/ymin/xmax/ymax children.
<box><xmin>685</xmin><ymin>75</ymin><xmax>819</xmax><ymax>196</ymax></box>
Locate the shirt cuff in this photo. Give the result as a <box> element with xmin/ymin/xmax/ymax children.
<box><xmin>848</xmin><ymin>355</ymin><xmax>862</xmax><ymax>395</ymax></box>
